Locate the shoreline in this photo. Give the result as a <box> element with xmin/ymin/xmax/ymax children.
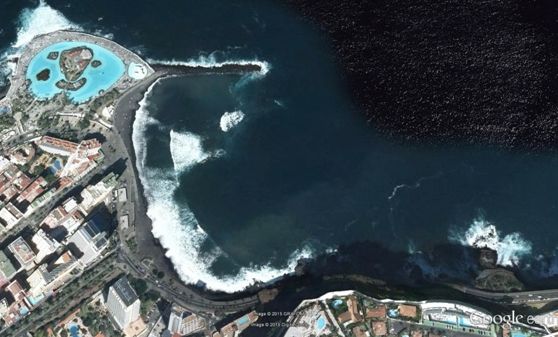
<box><xmin>111</xmin><ymin>69</ymin><xmax>267</xmax><ymax>301</ymax></box>
<box><xmin>0</xmin><ymin>28</ymin><xmax>270</xmax><ymax>299</ymax></box>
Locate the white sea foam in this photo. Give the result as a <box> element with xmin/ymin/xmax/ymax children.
<box><xmin>169</xmin><ymin>130</ymin><xmax>210</xmax><ymax>173</ymax></box>
<box><xmin>274</xmin><ymin>99</ymin><xmax>285</xmax><ymax>108</ymax></box>
<box><xmin>0</xmin><ymin>0</ymin><xmax>81</xmax><ymax>86</ymax></box>
<box><xmin>219</xmin><ymin>110</ymin><xmax>245</xmax><ymax>132</ymax></box>
<box><xmin>449</xmin><ymin>217</ymin><xmax>532</xmax><ymax>266</ymax></box>
<box><xmin>13</xmin><ymin>0</ymin><xmax>80</xmax><ymax>48</ymax></box>
<box><xmin>388</xmin><ymin>172</ymin><xmax>443</xmax><ymax>201</ymax></box>
<box><xmin>133</xmin><ymin>79</ymin><xmax>313</xmax><ymax>292</ymax></box>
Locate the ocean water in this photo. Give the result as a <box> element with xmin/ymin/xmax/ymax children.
<box><xmin>2</xmin><ymin>0</ymin><xmax>558</xmax><ymax>291</ymax></box>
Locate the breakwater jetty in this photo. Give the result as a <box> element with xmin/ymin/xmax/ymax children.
<box><xmin>151</xmin><ymin>61</ymin><xmax>265</xmax><ymax>76</ymax></box>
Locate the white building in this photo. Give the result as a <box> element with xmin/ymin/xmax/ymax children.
<box><xmin>167</xmin><ymin>304</ymin><xmax>206</xmax><ymax>336</ymax></box>
<box><xmin>67</xmin><ymin>220</ymin><xmax>108</xmax><ymax>266</ymax></box>
<box><xmin>0</xmin><ymin>156</ymin><xmax>12</xmax><ymax>173</ymax></box>
<box><xmin>106</xmin><ymin>277</ymin><xmax>141</xmax><ymax>330</ymax></box>
<box><xmin>32</xmin><ymin>229</ymin><xmax>60</xmax><ymax>264</ymax></box>
<box><xmin>36</xmin><ymin>136</ymin><xmax>78</xmax><ymax>157</ymax></box>
<box><xmin>8</xmin><ymin>237</ymin><xmax>36</xmax><ymax>271</ymax></box>
<box><xmin>0</xmin><ymin>203</ymin><xmax>23</xmax><ymax>229</ymax></box>
<box><xmin>0</xmin><ymin>251</ymin><xmax>17</xmax><ymax>287</ymax></box>
<box><xmin>80</xmin><ymin>173</ymin><xmax>117</xmax><ymax>212</ymax></box>
<box><xmin>59</xmin><ymin>139</ymin><xmax>102</xmax><ymax>179</ymax></box>
<box><xmin>26</xmin><ymin>251</ymin><xmax>77</xmax><ymax>300</ymax></box>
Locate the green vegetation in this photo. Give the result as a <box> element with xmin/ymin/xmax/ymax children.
<box><xmin>37</xmin><ymin>112</ymin><xmax>60</xmax><ymax>129</ymax></box>
<box><xmin>130</xmin><ymin>277</ymin><xmax>148</xmax><ymax>295</ymax></box>
<box><xmin>91</xmin><ymin>88</ymin><xmax>119</xmax><ymax>110</ymax></box>
<box><xmin>328</xmin><ymin>299</ymin><xmax>348</xmax><ymax>316</ymax></box>
<box><xmin>140</xmin><ymin>290</ymin><xmax>159</xmax><ymax>316</ymax></box>
<box><xmin>130</xmin><ymin>277</ymin><xmax>159</xmax><ymax>316</ymax></box>
<box><xmin>32</xmin><ymin>328</ymin><xmax>49</xmax><ymax>337</ymax></box>
<box><xmin>31</xmin><ymin>164</ymin><xmax>45</xmax><ymax>177</ymax></box>
<box><xmin>0</xmin><ymin>114</ymin><xmax>15</xmax><ymax>131</ymax></box>
<box><xmin>21</xmin><ymin>111</ymin><xmax>29</xmax><ymax>123</ymax></box>
<box><xmin>126</xmin><ymin>237</ymin><xmax>138</xmax><ymax>252</ymax></box>
<box><xmin>151</xmin><ymin>268</ymin><xmax>165</xmax><ymax>279</ymax></box>
<box><xmin>78</xmin><ymin>114</ymin><xmax>91</xmax><ymax>129</ymax></box>
<box><xmin>79</xmin><ymin>302</ymin><xmax>122</xmax><ymax>337</ymax></box>
<box><xmin>41</xmin><ymin>169</ymin><xmax>58</xmax><ymax>184</ymax></box>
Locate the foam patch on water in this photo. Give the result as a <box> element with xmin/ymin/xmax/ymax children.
<box><xmin>219</xmin><ymin>110</ymin><xmax>245</xmax><ymax>132</ymax></box>
<box><xmin>1</xmin><ymin>0</ymin><xmax>81</xmax><ymax>86</ymax></box>
<box><xmin>133</xmin><ymin>79</ymin><xmax>313</xmax><ymax>292</ymax></box>
<box><xmin>169</xmin><ymin>130</ymin><xmax>211</xmax><ymax>173</ymax></box>
<box><xmin>449</xmin><ymin>217</ymin><xmax>532</xmax><ymax>266</ymax></box>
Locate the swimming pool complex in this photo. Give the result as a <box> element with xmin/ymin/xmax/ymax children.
<box><xmin>26</xmin><ymin>41</ymin><xmax>125</xmax><ymax>103</ymax></box>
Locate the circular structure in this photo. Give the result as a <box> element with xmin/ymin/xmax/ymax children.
<box><xmin>26</xmin><ymin>41</ymin><xmax>125</xmax><ymax>103</ymax></box>
<box><xmin>127</xmin><ymin>62</ymin><xmax>148</xmax><ymax>80</ymax></box>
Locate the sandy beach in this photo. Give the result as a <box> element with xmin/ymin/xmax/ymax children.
<box><xmin>111</xmin><ymin>73</ymin><xmax>178</xmax><ymax>277</ymax></box>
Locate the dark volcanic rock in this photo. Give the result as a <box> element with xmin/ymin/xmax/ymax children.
<box><xmin>36</xmin><ymin>68</ymin><xmax>50</xmax><ymax>81</ymax></box>
<box><xmin>282</xmin><ymin>0</ymin><xmax>558</xmax><ymax>148</ymax></box>
<box><xmin>475</xmin><ymin>268</ymin><xmax>524</xmax><ymax>292</ymax></box>
<box><xmin>479</xmin><ymin>248</ymin><xmax>498</xmax><ymax>269</ymax></box>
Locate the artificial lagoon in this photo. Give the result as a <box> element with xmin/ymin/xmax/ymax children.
<box><xmin>26</xmin><ymin>41</ymin><xmax>125</xmax><ymax>103</ymax></box>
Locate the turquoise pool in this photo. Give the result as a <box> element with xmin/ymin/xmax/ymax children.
<box><xmin>26</xmin><ymin>41</ymin><xmax>125</xmax><ymax>103</ymax></box>
<box><xmin>69</xmin><ymin>324</ymin><xmax>80</xmax><ymax>337</ymax></box>
<box><xmin>316</xmin><ymin>315</ymin><xmax>326</xmax><ymax>331</ymax></box>
<box><xmin>332</xmin><ymin>299</ymin><xmax>344</xmax><ymax>309</ymax></box>
<box><xmin>49</xmin><ymin>158</ymin><xmax>63</xmax><ymax>174</ymax></box>
<box><xmin>236</xmin><ymin>315</ymin><xmax>250</xmax><ymax>326</ymax></box>
<box><xmin>511</xmin><ymin>331</ymin><xmax>528</xmax><ymax>337</ymax></box>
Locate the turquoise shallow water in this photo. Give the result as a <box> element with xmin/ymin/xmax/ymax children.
<box><xmin>26</xmin><ymin>41</ymin><xmax>125</xmax><ymax>103</ymax></box>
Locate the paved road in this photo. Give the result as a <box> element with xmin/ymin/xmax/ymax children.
<box><xmin>448</xmin><ymin>284</ymin><xmax>558</xmax><ymax>304</ymax></box>
<box><xmin>118</xmin><ymin>248</ymin><xmax>260</xmax><ymax>315</ymax></box>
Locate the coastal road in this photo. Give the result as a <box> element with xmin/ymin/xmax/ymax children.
<box><xmin>117</xmin><ymin>248</ymin><xmax>260</xmax><ymax>315</ymax></box>
<box><xmin>448</xmin><ymin>284</ymin><xmax>558</xmax><ymax>304</ymax></box>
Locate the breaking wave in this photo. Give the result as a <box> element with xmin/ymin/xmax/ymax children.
<box><xmin>0</xmin><ymin>0</ymin><xmax>81</xmax><ymax>86</ymax></box>
<box><xmin>13</xmin><ymin>0</ymin><xmax>80</xmax><ymax>49</ymax></box>
<box><xmin>132</xmin><ymin>78</ymin><xmax>313</xmax><ymax>292</ymax></box>
<box><xmin>449</xmin><ymin>217</ymin><xmax>532</xmax><ymax>267</ymax></box>
<box><xmin>219</xmin><ymin>110</ymin><xmax>245</xmax><ymax>132</ymax></box>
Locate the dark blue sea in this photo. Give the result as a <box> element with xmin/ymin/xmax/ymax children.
<box><xmin>2</xmin><ymin>0</ymin><xmax>558</xmax><ymax>291</ymax></box>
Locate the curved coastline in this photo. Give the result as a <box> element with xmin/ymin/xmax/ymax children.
<box><xmin>112</xmin><ymin>59</ymin><xmax>273</xmax><ymax>296</ymax></box>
